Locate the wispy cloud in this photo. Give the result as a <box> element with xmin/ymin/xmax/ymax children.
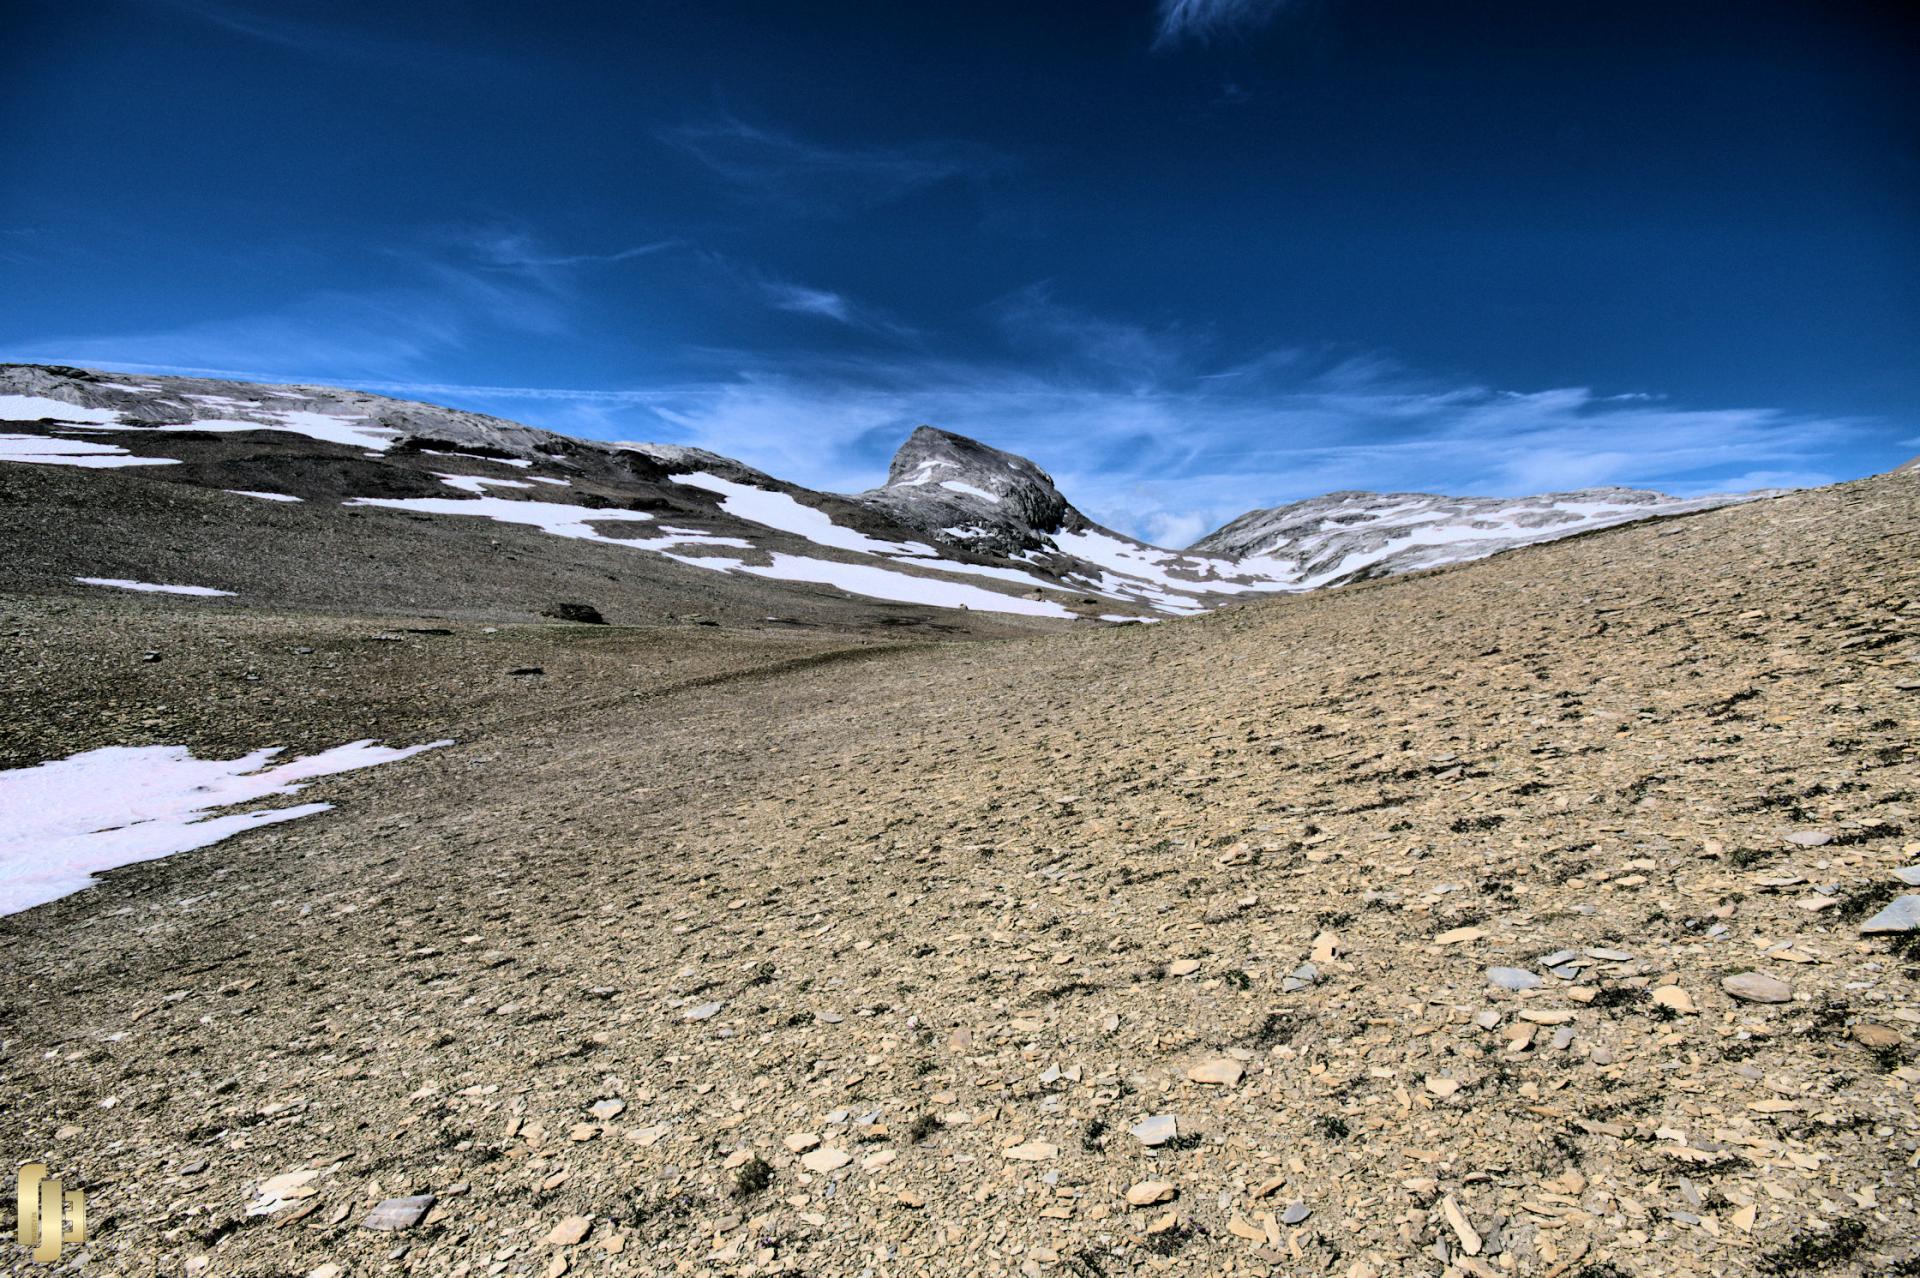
<box><xmin>1155</xmin><ymin>0</ymin><xmax>1291</xmax><ymax>48</ymax></box>
<box><xmin>658</xmin><ymin>114</ymin><xmax>1003</xmax><ymax>214</ymax></box>
<box><xmin>696</xmin><ymin>251</ymin><xmax>911</xmax><ymax>335</ymax></box>
<box><xmin>148</xmin><ymin>0</ymin><xmax>505</xmax><ymax>74</ymax></box>
<box><xmin>3</xmin><ymin>238</ymin><xmax>572</xmax><ymax>383</ymax></box>
<box><xmin>544</xmin><ymin>319</ymin><xmax>1863</xmax><ymax>541</ymax></box>
<box><xmin>467</xmin><ymin>232</ymin><xmax>682</xmax><ymax>272</ymax></box>
<box><xmin>758</xmin><ymin>280</ymin><xmax>853</xmax><ymax>324</ymax></box>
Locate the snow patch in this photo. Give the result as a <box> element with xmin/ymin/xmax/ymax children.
<box><xmin>0</xmin><ymin>395</ymin><xmax>125</xmax><ymax>424</ymax></box>
<box><xmin>0</xmin><ymin>433</ymin><xmax>178</xmax><ymax>469</ymax></box>
<box><xmin>0</xmin><ymin>739</ymin><xmax>451</xmax><ymax>914</ymax></box>
<box><xmin>75</xmin><ymin>577</ymin><xmax>235</xmax><ymax>597</ymax></box>
<box><xmin>227</xmin><ymin>490</ymin><xmax>303</xmax><ymax>503</ymax></box>
<box><xmin>670</xmin><ymin>472</ymin><xmax>935</xmax><ymax>556</ymax></box>
<box><xmin>420</xmin><ymin>450</ymin><xmax>532</xmax><ymax>467</ymax></box>
<box><xmin>345</xmin><ymin>494</ymin><xmax>656</xmax><ymax>543</ymax></box>
<box><xmin>168</xmin><ymin>411</ymin><xmax>396</xmax><ymax>452</ymax></box>
<box><xmin>724</xmin><ymin>553</ymin><xmax>1073</xmax><ymax>619</ymax></box>
<box><xmin>434</xmin><ymin>473</ymin><xmax>532</xmax><ymax>495</ymax></box>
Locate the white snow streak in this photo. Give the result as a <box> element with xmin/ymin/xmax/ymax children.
<box><xmin>670</xmin><ymin>472</ymin><xmax>935</xmax><ymax>556</ymax></box>
<box><xmin>75</xmin><ymin>577</ymin><xmax>235</xmax><ymax>596</ymax></box>
<box><xmin>0</xmin><ymin>433</ymin><xmax>178</xmax><ymax>468</ymax></box>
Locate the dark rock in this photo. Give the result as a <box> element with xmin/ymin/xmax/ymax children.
<box><xmin>361</xmin><ymin>1194</ymin><xmax>434</xmax><ymax>1231</ymax></box>
<box><xmin>542</xmin><ymin>602</ymin><xmax>606</xmax><ymax>625</ymax></box>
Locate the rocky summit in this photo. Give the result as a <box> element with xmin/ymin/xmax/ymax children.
<box><xmin>1</xmin><ymin>373</ymin><xmax>1916</xmax><ymax>1276</ymax></box>
<box><xmin>854</xmin><ymin>426</ymin><xmax>1077</xmax><ymax>559</ymax></box>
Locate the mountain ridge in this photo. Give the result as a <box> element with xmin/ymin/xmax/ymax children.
<box><xmin>1</xmin><ymin>363</ymin><xmax>1803</xmax><ymax>622</ymax></box>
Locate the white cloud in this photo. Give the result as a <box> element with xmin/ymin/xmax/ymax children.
<box><xmin>758</xmin><ymin>281</ymin><xmax>854</xmax><ymax>324</ymax></box>
<box><xmin>1155</xmin><ymin>0</ymin><xmax>1290</xmax><ymax>48</ymax></box>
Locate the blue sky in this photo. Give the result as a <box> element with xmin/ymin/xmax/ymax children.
<box><xmin>4</xmin><ymin>0</ymin><xmax>1915</xmax><ymax>544</ymax></box>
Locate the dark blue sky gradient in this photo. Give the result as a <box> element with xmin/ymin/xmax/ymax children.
<box><xmin>4</xmin><ymin>0</ymin><xmax>1915</xmax><ymax>540</ymax></box>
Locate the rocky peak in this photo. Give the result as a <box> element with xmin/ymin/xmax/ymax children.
<box><xmin>853</xmin><ymin>426</ymin><xmax>1079</xmax><ymax>556</ymax></box>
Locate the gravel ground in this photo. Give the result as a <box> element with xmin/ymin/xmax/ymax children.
<box><xmin>2</xmin><ymin>471</ymin><xmax>1917</xmax><ymax>1278</ymax></box>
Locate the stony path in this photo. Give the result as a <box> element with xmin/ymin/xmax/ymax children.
<box><xmin>3</xmin><ymin>472</ymin><xmax>1917</xmax><ymax>1277</ymax></box>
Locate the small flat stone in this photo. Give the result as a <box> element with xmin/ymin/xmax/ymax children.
<box><xmin>682</xmin><ymin>1001</ymin><xmax>723</xmax><ymax>1021</ymax></box>
<box><xmin>1852</xmin><ymin>1022</ymin><xmax>1903</xmax><ymax>1050</ymax></box>
<box><xmin>784</xmin><ymin>1132</ymin><xmax>820</xmax><ymax>1153</ymax></box>
<box><xmin>1167</xmin><ymin>959</ymin><xmax>1201</xmax><ymax>977</ymax></box>
<box><xmin>589</xmin><ymin>1098</ymin><xmax>625</xmax><ymax>1120</ymax></box>
<box><xmin>1487</xmin><ymin>966</ymin><xmax>1542</xmax><ymax>991</ymax></box>
<box><xmin>1126</xmin><ymin>1180</ymin><xmax>1176</xmax><ymax>1206</ymax></box>
<box><xmin>1722</xmin><ymin>972</ymin><xmax>1793</xmax><ymax>1003</ymax></box>
<box><xmin>1652</xmin><ymin>986</ymin><xmax>1697</xmax><ymax>1015</ymax></box>
<box><xmin>1783</xmin><ymin>831</ymin><xmax>1833</xmax><ymax>847</ymax></box>
<box><xmin>545</xmin><ymin>1215</ymin><xmax>592</xmax><ymax>1246</ymax></box>
<box><xmin>362</xmin><ymin>1195</ymin><xmax>436</xmax><ymax>1232</ymax></box>
<box><xmin>1583</xmin><ymin>947</ymin><xmax>1633</xmax><ymax>961</ymax></box>
<box><xmin>1004</xmin><ymin>1141</ymin><xmax>1058</xmax><ymax>1162</ymax></box>
<box><xmin>1860</xmin><ymin>895</ymin><xmax>1920</xmax><ymax>934</ymax></box>
<box><xmin>1186</xmin><ymin>1059</ymin><xmax>1244</xmax><ymax>1087</ymax></box>
<box><xmin>1434</xmin><ymin>927</ymin><xmax>1485</xmax><ymax>945</ymax></box>
<box><xmin>1281</xmin><ymin>1201</ymin><xmax>1311</xmax><ymax>1225</ymax></box>
<box><xmin>800</xmin><ymin>1147</ymin><xmax>851</xmax><ymax>1174</ymax></box>
<box><xmin>1894</xmin><ymin>866</ymin><xmax>1920</xmax><ymax>885</ymax></box>
<box><xmin>1130</xmin><ymin>1115</ymin><xmax>1177</xmax><ymax>1146</ymax></box>
<box><xmin>1424</xmin><ymin>1077</ymin><xmax>1461</xmax><ymax>1099</ymax></box>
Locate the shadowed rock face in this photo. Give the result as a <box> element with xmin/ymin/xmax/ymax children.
<box><xmin>851</xmin><ymin>426</ymin><xmax>1079</xmax><ymax>557</ymax></box>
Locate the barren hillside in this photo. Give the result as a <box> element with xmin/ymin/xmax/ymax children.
<box><xmin>2</xmin><ymin>470</ymin><xmax>1916</xmax><ymax>1277</ymax></box>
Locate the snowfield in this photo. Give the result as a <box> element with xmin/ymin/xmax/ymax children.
<box><xmin>0</xmin><ymin>394</ymin><xmax>127</xmax><ymax>424</ymax></box>
<box><xmin>0</xmin><ymin>739</ymin><xmax>451</xmax><ymax>914</ymax></box>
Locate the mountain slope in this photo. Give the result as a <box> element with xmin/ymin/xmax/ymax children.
<box><xmin>1193</xmin><ymin>486</ymin><xmax>1767</xmax><ymax>589</ymax></box>
<box><xmin>0</xmin><ymin>366</ymin><xmax>1141</xmax><ymax>628</ymax></box>
<box><xmin>4</xmin><ymin>467</ymin><xmax>1915</xmax><ymax>1275</ymax></box>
